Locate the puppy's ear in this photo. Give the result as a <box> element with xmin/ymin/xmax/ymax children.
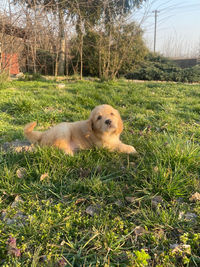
<box><xmin>84</xmin><ymin>119</ymin><xmax>94</xmax><ymax>139</ymax></box>
<box><xmin>116</xmin><ymin>112</ymin><xmax>123</xmax><ymax>135</ymax></box>
<box><xmin>87</xmin><ymin>118</ymin><xmax>94</xmax><ymax>133</ymax></box>
<box><xmin>88</xmin><ymin>109</ymin><xmax>96</xmax><ymax>132</ymax></box>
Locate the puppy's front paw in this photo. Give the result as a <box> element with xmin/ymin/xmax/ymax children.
<box><xmin>125</xmin><ymin>145</ymin><xmax>138</xmax><ymax>155</ymax></box>
<box><xmin>116</xmin><ymin>143</ymin><xmax>138</xmax><ymax>155</ymax></box>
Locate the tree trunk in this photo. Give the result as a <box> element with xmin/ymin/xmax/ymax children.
<box><xmin>58</xmin><ymin>7</ymin><xmax>65</xmax><ymax>76</ymax></box>
<box><xmin>80</xmin><ymin>32</ymin><xmax>83</xmax><ymax>80</ymax></box>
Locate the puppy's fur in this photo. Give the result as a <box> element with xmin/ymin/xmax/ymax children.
<box><xmin>24</xmin><ymin>104</ymin><xmax>137</xmax><ymax>155</ymax></box>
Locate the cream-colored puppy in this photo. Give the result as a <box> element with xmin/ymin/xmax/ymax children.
<box><xmin>24</xmin><ymin>104</ymin><xmax>137</xmax><ymax>156</ymax></box>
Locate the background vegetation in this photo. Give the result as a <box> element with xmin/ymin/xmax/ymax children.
<box><xmin>125</xmin><ymin>53</ymin><xmax>200</xmax><ymax>83</ymax></box>
<box><xmin>1</xmin><ymin>1</ymin><xmax>199</xmax><ymax>82</ymax></box>
<box><xmin>1</xmin><ymin>0</ymin><xmax>146</xmax><ymax>79</ymax></box>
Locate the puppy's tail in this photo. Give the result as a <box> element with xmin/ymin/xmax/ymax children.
<box><xmin>24</xmin><ymin>122</ymin><xmax>42</xmax><ymax>144</ymax></box>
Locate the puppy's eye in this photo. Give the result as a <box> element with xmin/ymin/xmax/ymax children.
<box><xmin>110</xmin><ymin>112</ymin><xmax>114</xmax><ymax>116</ymax></box>
<box><xmin>97</xmin><ymin>115</ymin><xmax>102</xmax><ymax>120</ymax></box>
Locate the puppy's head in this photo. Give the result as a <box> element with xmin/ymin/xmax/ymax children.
<box><xmin>89</xmin><ymin>104</ymin><xmax>123</xmax><ymax>135</ymax></box>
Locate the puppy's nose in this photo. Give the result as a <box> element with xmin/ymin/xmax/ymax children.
<box><xmin>105</xmin><ymin>119</ymin><xmax>112</xmax><ymax>125</ymax></box>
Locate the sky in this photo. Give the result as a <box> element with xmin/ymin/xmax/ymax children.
<box><xmin>133</xmin><ymin>0</ymin><xmax>200</xmax><ymax>57</ymax></box>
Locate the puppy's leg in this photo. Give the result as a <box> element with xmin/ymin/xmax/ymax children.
<box><xmin>53</xmin><ymin>139</ymin><xmax>74</xmax><ymax>156</ymax></box>
<box><xmin>115</xmin><ymin>142</ymin><xmax>138</xmax><ymax>154</ymax></box>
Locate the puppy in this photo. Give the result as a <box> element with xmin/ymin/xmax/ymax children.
<box><xmin>24</xmin><ymin>104</ymin><xmax>137</xmax><ymax>156</ymax></box>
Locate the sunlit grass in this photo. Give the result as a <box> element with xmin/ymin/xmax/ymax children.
<box><xmin>0</xmin><ymin>79</ymin><xmax>200</xmax><ymax>266</ymax></box>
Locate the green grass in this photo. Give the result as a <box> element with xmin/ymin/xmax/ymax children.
<box><xmin>0</xmin><ymin>79</ymin><xmax>200</xmax><ymax>266</ymax></box>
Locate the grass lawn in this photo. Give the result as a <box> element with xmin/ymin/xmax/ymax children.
<box><xmin>0</xmin><ymin>78</ymin><xmax>200</xmax><ymax>266</ymax></box>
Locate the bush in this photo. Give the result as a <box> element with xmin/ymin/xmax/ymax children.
<box><xmin>125</xmin><ymin>53</ymin><xmax>200</xmax><ymax>83</ymax></box>
<box><xmin>181</xmin><ymin>65</ymin><xmax>200</xmax><ymax>83</ymax></box>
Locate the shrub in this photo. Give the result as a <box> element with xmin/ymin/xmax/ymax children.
<box><xmin>181</xmin><ymin>65</ymin><xmax>200</xmax><ymax>83</ymax></box>
<box><xmin>125</xmin><ymin>53</ymin><xmax>200</xmax><ymax>83</ymax></box>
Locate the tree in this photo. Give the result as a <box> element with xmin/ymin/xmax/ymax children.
<box><xmin>13</xmin><ymin>0</ymin><xmax>146</xmax><ymax>77</ymax></box>
<box><xmin>79</xmin><ymin>21</ymin><xmax>147</xmax><ymax>79</ymax></box>
<box><xmin>13</xmin><ymin>0</ymin><xmax>68</xmax><ymax>75</ymax></box>
<box><xmin>72</xmin><ymin>0</ymin><xmax>146</xmax><ymax>78</ymax></box>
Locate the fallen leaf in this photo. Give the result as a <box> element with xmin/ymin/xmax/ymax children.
<box><xmin>58</xmin><ymin>258</ymin><xmax>67</xmax><ymax>267</ymax></box>
<box><xmin>153</xmin><ymin>166</ymin><xmax>159</xmax><ymax>172</ymax></box>
<box><xmin>8</xmin><ymin>236</ymin><xmax>16</xmax><ymax>248</ymax></box>
<box><xmin>125</xmin><ymin>196</ymin><xmax>135</xmax><ymax>203</ymax></box>
<box><xmin>86</xmin><ymin>205</ymin><xmax>101</xmax><ymax>216</ymax></box>
<box><xmin>189</xmin><ymin>192</ymin><xmax>200</xmax><ymax>202</ymax></box>
<box><xmin>11</xmin><ymin>195</ymin><xmax>24</xmax><ymax>208</ymax></box>
<box><xmin>40</xmin><ymin>173</ymin><xmax>49</xmax><ymax>181</ymax></box>
<box><xmin>129</xmin><ymin>162</ymin><xmax>136</xmax><ymax>167</ymax></box>
<box><xmin>14</xmin><ymin>195</ymin><xmax>23</xmax><ymax>202</ymax></box>
<box><xmin>75</xmin><ymin>198</ymin><xmax>86</xmax><ymax>205</ymax></box>
<box><xmin>60</xmin><ymin>240</ymin><xmax>65</xmax><ymax>246</ymax></box>
<box><xmin>134</xmin><ymin>226</ymin><xmax>146</xmax><ymax>235</ymax></box>
<box><xmin>170</xmin><ymin>244</ymin><xmax>191</xmax><ymax>255</ymax></box>
<box><xmin>7</xmin><ymin>236</ymin><xmax>21</xmax><ymax>257</ymax></box>
<box><xmin>16</xmin><ymin>168</ymin><xmax>27</xmax><ymax>178</ymax></box>
<box><xmin>8</xmin><ymin>248</ymin><xmax>21</xmax><ymax>257</ymax></box>
<box><xmin>154</xmin><ymin>228</ymin><xmax>165</xmax><ymax>239</ymax></box>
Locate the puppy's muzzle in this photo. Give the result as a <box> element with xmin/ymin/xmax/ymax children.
<box><xmin>105</xmin><ymin>119</ymin><xmax>112</xmax><ymax>125</ymax></box>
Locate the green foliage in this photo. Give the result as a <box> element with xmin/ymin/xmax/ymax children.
<box><xmin>127</xmin><ymin>249</ymin><xmax>151</xmax><ymax>266</ymax></box>
<box><xmin>69</xmin><ymin>31</ymin><xmax>101</xmax><ymax>77</ymax></box>
<box><xmin>181</xmin><ymin>65</ymin><xmax>200</xmax><ymax>83</ymax></box>
<box><xmin>0</xmin><ymin>79</ymin><xmax>200</xmax><ymax>266</ymax></box>
<box><xmin>82</xmin><ymin>31</ymin><xmax>101</xmax><ymax>77</ymax></box>
<box><xmin>125</xmin><ymin>53</ymin><xmax>200</xmax><ymax>82</ymax></box>
<box><xmin>70</xmin><ymin>22</ymin><xmax>147</xmax><ymax>79</ymax></box>
<box><xmin>134</xmin><ymin>249</ymin><xmax>151</xmax><ymax>266</ymax></box>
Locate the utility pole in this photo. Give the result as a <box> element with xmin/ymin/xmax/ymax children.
<box><xmin>152</xmin><ymin>10</ymin><xmax>160</xmax><ymax>53</ymax></box>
